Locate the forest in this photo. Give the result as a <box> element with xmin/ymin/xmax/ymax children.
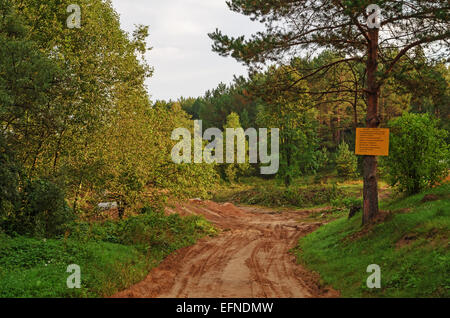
<box><xmin>0</xmin><ymin>0</ymin><xmax>449</xmax><ymax>299</ymax></box>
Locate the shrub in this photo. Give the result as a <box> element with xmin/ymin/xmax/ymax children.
<box><xmin>382</xmin><ymin>113</ymin><xmax>449</xmax><ymax>195</ymax></box>
<box><xmin>331</xmin><ymin>197</ymin><xmax>362</xmax><ymax>210</ymax></box>
<box><xmin>0</xmin><ymin>137</ymin><xmax>74</xmax><ymax>236</ymax></box>
<box><xmin>224</xmin><ymin>165</ymin><xmax>237</xmax><ymax>183</ymax></box>
<box><xmin>226</xmin><ymin>184</ymin><xmax>344</xmax><ymax>207</ymax></box>
<box><xmin>67</xmin><ymin>207</ymin><xmax>216</xmax><ymax>254</ymax></box>
<box><xmin>317</xmin><ymin>147</ymin><xmax>331</xmax><ymax>172</ymax></box>
<box><xmin>335</xmin><ymin>142</ymin><xmax>358</xmax><ymax>178</ymax></box>
<box><xmin>0</xmin><ymin>136</ymin><xmax>20</xmax><ymax>225</ymax></box>
<box><xmin>19</xmin><ymin>179</ymin><xmax>74</xmax><ymax>237</ymax></box>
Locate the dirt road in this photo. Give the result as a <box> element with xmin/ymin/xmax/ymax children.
<box><xmin>113</xmin><ymin>200</ymin><xmax>338</xmax><ymax>298</ymax></box>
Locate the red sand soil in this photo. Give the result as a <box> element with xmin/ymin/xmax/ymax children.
<box><xmin>113</xmin><ymin>200</ymin><xmax>338</xmax><ymax>298</ymax></box>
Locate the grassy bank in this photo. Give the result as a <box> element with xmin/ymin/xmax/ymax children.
<box><xmin>294</xmin><ymin>183</ymin><xmax>450</xmax><ymax>297</ymax></box>
<box><xmin>0</xmin><ymin>211</ymin><xmax>216</xmax><ymax>297</ymax></box>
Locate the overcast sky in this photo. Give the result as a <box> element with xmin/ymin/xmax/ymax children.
<box><xmin>110</xmin><ymin>0</ymin><xmax>264</xmax><ymax>101</ymax></box>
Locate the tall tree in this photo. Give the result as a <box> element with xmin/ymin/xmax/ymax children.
<box><xmin>209</xmin><ymin>0</ymin><xmax>450</xmax><ymax>224</ymax></box>
<box><xmin>253</xmin><ymin>65</ymin><xmax>320</xmax><ymax>186</ymax></box>
<box><xmin>222</xmin><ymin>112</ymin><xmax>251</xmax><ymax>182</ymax></box>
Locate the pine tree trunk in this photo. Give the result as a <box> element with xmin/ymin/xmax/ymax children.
<box><xmin>362</xmin><ymin>28</ymin><xmax>381</xmax><ymax>225</ymax></box>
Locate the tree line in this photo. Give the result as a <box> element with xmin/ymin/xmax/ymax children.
<box><xmin>174</xmin><ymin>49</ymin><xmax>448</xmax><ymax>186</ymax></box>
<box><xmin>0</xmin><ymin>0</ymin><xmax>216</xmax><ymax>236</ymax></box>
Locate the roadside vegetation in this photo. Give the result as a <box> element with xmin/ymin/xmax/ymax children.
<box><xmin>213</xmin><ymin>175</ymin><xmax>367</xmax><ymax>209</ymax></box>
<box><xmin>0</xmin><ymin>210</ymin><xmax>216</xmax><ymax>297</ymax></box>
<box><xmin>295</xmin><ymin>183</ymin><xmax>450</xmax><ymax>297</ymax></box>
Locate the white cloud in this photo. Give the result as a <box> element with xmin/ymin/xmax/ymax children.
<box><xmin>149</xmin><ymin>47</ymin><xmax>185</xmax><ymax>60</ymax></box>
<box><xmin>110</xmin><ymin>0</ymin><xmax>264</xmax><ymax>101</ymax></box>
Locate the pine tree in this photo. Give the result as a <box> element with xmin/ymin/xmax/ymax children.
<box><xmin>335</xmin><ymin>142</ymin><xmax>359</xmax><ymax>179</ymax></box>
<box><xmin>209</xmin><ymin>0</ymin><xmax>450</xmax><ymax>224</ymax></box>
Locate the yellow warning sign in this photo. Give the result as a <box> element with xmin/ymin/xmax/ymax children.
<box><xmin>355</xmin><ymin>128</ymin><xmax>390</xmax><ymax>156</ymax></box>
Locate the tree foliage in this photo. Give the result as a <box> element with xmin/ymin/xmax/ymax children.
<box><xmin>209</xmin><ymin>0</ymin><xmax>450</xmax><ymax>224</ymax></box>
<box><xmin>382</xmin><ymin>113</ymin><xmax>449</xmax><ymax>195</ymax></box>
<box><xmin>335</xmin><ymin>142</ymin><xmax>359</xmax><ymax>178</ymax></box>
<box><xmin>221</xmin><ymin>112</ymin><xmax>251</xmax><ymax>182</ymax></box>
<box><xmin>0</xmin><ymin>0</ymin><xmax>218</xmax><ymax>231</ymax></box>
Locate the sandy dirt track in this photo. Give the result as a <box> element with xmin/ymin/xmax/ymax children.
<box><xmin>113</xmin><ymin>200</ymin><xmax>338</xmax><ymax>298</ymax></box>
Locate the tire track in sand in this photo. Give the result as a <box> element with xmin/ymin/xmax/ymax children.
<box><xmin>113</xmin><ymin>201</ymin><xmax>338</xmax><ymax>298</ymax></box>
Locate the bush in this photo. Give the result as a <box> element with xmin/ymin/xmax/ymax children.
<box><xmin>335</xmin><ymin>142</ymin><xmax>358</xmax><ymax>178</ymax></box>
<box><xmin>0</xmin><ymin>136</ymin><xmax>20</xmax><ymax>224</ymax></box>
<box><xmin>316</xmin><ymin>147</ymin><xmax>331</xmax><ymax>172</ymax></box>
<box><xmin>8</xmin><ymin>179</ymin><xmax>74</xmax><ymax>237</ymax></box>
<box><xmin>224</xmin><ymin>165</ymin><xmax>237</xmax><ymax>183</ymax></box>
<box><xmin>331</xmin><ymin>197</ymin><xmax>362</xmax><ymax>210</ymax></box>
<box><xmin>0</xmin><ymin>137</ymin><xmax>74</xmax><ymax>236</ymax></box>
<box><xmin>224</xmin><ymin>184</ymin><xmax>344</xmax><ymax>207</ymax></box>
<box><xmin>68</xmin><ymin>208</ymin><xmax>216</xmax><ymax>253</ymax></box>
<box><xmin>382</xmin><ymin>113</ymin><xmax>449</xmax><ymax>195</ymax></box>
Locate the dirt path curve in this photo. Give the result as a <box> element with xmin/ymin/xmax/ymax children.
<box><xmin>113</xmin><ymin>200</ymin><xmax>338</xmax><ymax>298</ymax></box>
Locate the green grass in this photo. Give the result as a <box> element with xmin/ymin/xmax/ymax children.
<box><xmin>0</xmin><ymin>211</ymin><xmax>216</xmax><ymax>297</ymax></box>
<box><xmin>294</xmin><ymin>183</ymin><xmax>450</xmax><ymax>297</ymax></box>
